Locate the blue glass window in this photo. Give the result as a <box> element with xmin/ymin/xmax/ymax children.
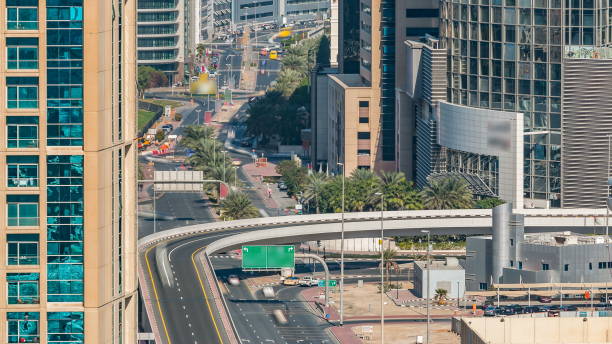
<box><xmin>47</xmin><ymin>155</ymin><xmax>84</xmax><ymax>302</ymax></box>
<box><xmin>8</xmin><ymin>312</ymin><xmax>39</xmax><ymax>343</ymax></box>
<box><xmin>7</xmin><ymin>195</ymin><xmax>39</xmax><ymax>226</ymax></box>
<box><xmin>7</xmin><ymin>156</ymin><xmax>38</xmax><ymax>187</ymax></box>
<box><xmin>7</xmin><ymin>273</ymin><xmax>39</xmax><ymax>304</ymax></box>
<box><xmin>7</xmin><ymin>37</ymin><xmax>38</xmax><ymax>69</ymax></box>
<box><xmin>7</xmin><ymin>116</ymin><xmax>38</xmax><ymax>148</ymax></box>
<box><xmin>47</xmin><ymin>312</ymin><xmax>84</xmax><ymax>343</ymax></box>
<box><xmin>7</xmin><ymin>77</ymin><xmax>38</xmax><ymax>109</ymax></box>
<box><xmin>7</xmin><ymin>234</ymin><xmax>39</xmax><ymax>265</ymax></box>
<box><xmin>7</xmin><ymin>0</ymin><xmax>38</xmax><ymax>30</ymax></box>
<box><xmin>46</xmin><ymin>1</ymin><xmax>84</xmax><ymax>146</ymax></box>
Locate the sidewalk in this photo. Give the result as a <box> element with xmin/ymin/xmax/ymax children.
<box><xmin>240</xmin><ymin>161</ymin><xmax>297</xmax><ymax>213</ymax></box>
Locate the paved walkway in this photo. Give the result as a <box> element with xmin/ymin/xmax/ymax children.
<box><xmin>240</xmin><ymin>161</ymin><xmax>297</xmax><ymax>213</ymax></box>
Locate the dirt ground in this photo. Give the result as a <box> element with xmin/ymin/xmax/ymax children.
<box><xmin>338</xmin><ymin>283</ymin><xmax>459</xmax><ymax>317</ymax></box>
<box><xmin>352</xmin><ymin>322</ymin><xmax>460</xmax><ymax>344</ymax></box>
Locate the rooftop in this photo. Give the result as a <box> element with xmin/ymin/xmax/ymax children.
<box><xmin>328</xmin><ymin>74</ymin><xmax>369</xmax><ymax>88</ymax></box>
<box><xmin>415</xmin><ymin>257</ymin><xmax>464</xmax><ymax>271</ymax></box>
<box><xmin>523</xmin><ymin>231</ymin><xmax>610</xmax><ymax>246</ymax></box>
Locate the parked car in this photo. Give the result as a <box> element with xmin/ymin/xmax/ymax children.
<box><xmin>278</xmin><ymin>181</ymin><xmax>288</xmax><ymax>191</ymax></box>
<box><xmin>483</xmin><ymin>307</ymin><xmax>496</xmax><ymax>317</ymax></box>
<box><xmin>538</xmin><ymin>296</ymin><xmax>553</xmax><ymax>303</ymax></box>
<box><xmin>227</xmin><ymin>275</ymin><xmax>240</xmax><ymax>286</ymax></box>
<box><xmin>298</xmin><ymin>276</ymin><xmax>320</xmax><ymax>287</ymax></box>
<box><xmin>282</xmin><ymin>277</ymin><xmax>299</xmax><ymax>286</ymax></box>
<box><xmin>161</xmin><ymin>124</ymin><xmax>173</xmax><ymax>133</ymax></box>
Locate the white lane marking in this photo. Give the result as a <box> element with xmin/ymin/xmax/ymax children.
<box><xmin>168</xmin><ymin>233</ymin><xmax>230</xmax><ymax>261</ymax></box>
<box><xmin>161</xmin><ymin>253</ymin><xmax>173</xmax><ymax>287</ymax></box>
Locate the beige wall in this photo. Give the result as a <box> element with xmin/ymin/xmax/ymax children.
<box><xmin>461</xmin><ymin>316</ymin><xmax>612</xmax><ymax>344</ymax></box>
<box><xmin>0</xmin><ymin>0</ymin><xmax>138</xmax><ymax>342</ymax></box>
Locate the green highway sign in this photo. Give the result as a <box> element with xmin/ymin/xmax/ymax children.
<box><xmin>242</xmin><ymin>245</ymin><xmax>295</xmax><ymax>270</ymax></box>
<box><xmin>318</xmin><ymin>280</ymin><xmax>337</xmax><ymax>287</ymax></box>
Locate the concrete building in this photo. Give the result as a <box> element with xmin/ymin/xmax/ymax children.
<box><xmin>137</xmin><ymin>0</ymin><xmax>200</xmax><ymax>81</ymax></box>
<box><xmin>466</xmin><ymin>204</ymin><xmax>612</xmax><ymax>290</ymax></box>
<box><xmin>0</xmin><ymin>0</ymin><xmax>138</xmax><ymax>342</ymax></box>
<box><xmin>311</xmin><ymin>0</ymin><xmax>439</xmax><ymax>174</ymax></box>
<box><xmin>457</xmin><ymin>316</ymin><xmax>612</xmax><ymax>344</ymax></box>
<box><xmin>414</xmin><ymin>258</ymin><xmax>465</xmax><ymax>299</ymax></box>
<box><xmin>406</xmin><ymin>0</ymin><xmax>612</xmax><ymax>208</ymax></box>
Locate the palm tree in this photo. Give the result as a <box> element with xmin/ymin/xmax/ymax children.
<box><xmin>420</xmin><ymin>177</ymin><xmax>474</xmax><ymax>210</ymax></box>
<box><xmin>220</xmin><ymin>192</ymin><xmax>260</xmax><ymax>220</ymax></box>
<box><xmin>435</xmin><ymin>288</ymin><xmax>448</xmax><ymax>305</ymax></box>
<box><xmin>280</xmin><ymin>54</ymin><xmax>307</xmax><ymax>75</ymax></box>
<box><xmin>349</xmin><ymin>169</ymin><xmax>381</xmax><ymax>211</ymax></box>
<box><xmin>181</xmin><ymin>125</ymin><xmax>215</xmax><ymax>150</ymax></box>
<box><xmin>273</xmin><ymin>69</ymin><xmax>304</xmax><ymax>97</ymax></box>
<box><xmin>382</xmin><ymin>249</ymin><xmax>400</xmax><ymax>284</ymax></box>
<box><xmin>303</xmin><ymin>173</ymin><xmax>328</xmax><ymax>214</ymax></box>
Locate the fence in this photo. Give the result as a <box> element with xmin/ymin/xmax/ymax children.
<box><xmin>138</xmin><ymin>101</ymin><xmax>164</xmax><ymax>137</ymax></box>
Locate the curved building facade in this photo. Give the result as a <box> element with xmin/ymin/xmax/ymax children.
<box><xmin>404</xmin><ymin>0</ymin><xmax>612</xmax><ymax>208</ymax></box>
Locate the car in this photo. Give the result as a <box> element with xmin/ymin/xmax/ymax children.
<box><xmin>483</xmin><ymin>308</ymin><xmax>496</xmax><ymax>317</ymax></box>
<box><xmin>278</xmin><ymin>182</ymin><xmax>288</xmax><ymax>191</ymax></box>
<box><xmin>161</xmin><ymin>124</ymin><xmax>173</xmax><ymax>133</ymax></box>
<box><xmin>523</xmin><ymin>306</ymin><xmax>541</xmax><ymax>314</ymax></box>
<box><xmin>227</xmin><ymin>275</ymin><xmax>240</xmax><ymax>286</ymax></box>
<box><xmin>231</xmin><ymin>159</ymin><xmax>242</xmax><ymax>166</ymax></box>
<box><xmin>282</xmin><ymin>277</ymin><xmax>299</xmax><ymax>286</ymax></box>
<box><xmin>298</xmin><ymin>276</ymin><xmax>320</xmax><ymax>287</ymax></box>
<box><xmin>239</xmin><ymin>140</ymin><xmax>252</xmax><ymax>148</ymax></box>
<box><xmin>538</xmin><ymin>296</ymin><xmax>553</xmax><ymax>303</ymax></box>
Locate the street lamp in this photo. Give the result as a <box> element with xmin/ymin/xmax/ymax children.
<box><xmin>195</xmin><ymin>109</ymin><xmax>202</xmax><ymax>125</ymax></box>
<box><xmin>337</xmin><ymin>162</ymin><xmax>346</xmax><ymax>326</ymax></box>
<box><xmin>374</xmin><ymin>191</ymin><xmax>385</xmax><ymax>344</ymax></box>
<box><xmin>421</xmin><ymin>229</ymin><xmax>431</xmax><ymax>344</ymax></box>
<box><xmin>222</xmin><ymin>150</ymin><xmax>227</xmax><ymax>183</ymax></box>
<box><xmin>233</xmin><ymin>166</ymin><xmax>238</xmax><ymax>188</ymax></box>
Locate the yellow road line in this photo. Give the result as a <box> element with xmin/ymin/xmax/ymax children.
<box><xmin>145</xmin><ymin>245</ymin><xmax>173</xmax><ymax>344</ymax></box>
<box><xmin>191</xmin><ymin>246</ymin><xmax>224</xmax><ymax>344</ymax></box>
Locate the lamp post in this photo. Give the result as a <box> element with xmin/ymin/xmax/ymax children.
<box><xmin>421</xmin><ymin>229</ymin><xmax>431</xmax><ymax>344</ymax></box>
<box><xmin>233</xmin><ymin>166</ymin><xmax>238</xmax><ymax>188</ymax></box>
<box><xmin>374</xmin><ymin>192</ymin><xmax>385</xmax><ymax>344</ymax></box>
<box><xmin>337</xmin><ymin>162</ymin><xmax>346</xmax><ymax>326</ymax></box>
<box><xmin>195</xmin><ymin>109</ymin><xmax>202</xmax><ymax>125</ymax></box>
<box><xmin>222</xmin><ymin>150</ymin><xmax>227</xmax><ymax>183</ymax></box>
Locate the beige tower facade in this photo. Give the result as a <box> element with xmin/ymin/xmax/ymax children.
<box><xmin>0</xmin><ymin>0</ymin><xmax>138</xmax><ymax>343</ymax></box>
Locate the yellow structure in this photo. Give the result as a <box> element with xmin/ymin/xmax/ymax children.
<box><xmin>190</xmin><ymin>74</ymin><xmax>218</xmax><ymax>95</ymax></box>
<box><xmin>0</xmin><ymin>0</ymin><xmax>138</xmax><ymax>342</ymax></box>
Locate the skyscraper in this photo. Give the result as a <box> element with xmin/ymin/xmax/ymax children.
<box><xmin>1</xmin><ymin>0</ymin><xmax>137</xmax><ymax>342</ymax></box>
<box><xmin>409</xmin><ymin>0</ymin><xmax>612</xmax><ymax>208</ymax></box>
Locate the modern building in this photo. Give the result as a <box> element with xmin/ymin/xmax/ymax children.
<box><xmin>466</xmin><ymin>203</ymin><xmax>612</xmax><ymax>290</ymax></box>
<box><xmin>137</xmin><ymin>0</ymin><xmax>200</xmax><ymax>81</ymax></box>
<box><xmin>1</xmin><ymin>0</ymin><xmax>138</xmax><ymax>342</ymax></box>
<box><xmin>311</xmin><ymin>0</ymin><xmax>439</xmax><ymax>174</ymax></box>
<box><xmin>407</xmin><ymin>0</ymin><xmax>612</xmax><ymax>208</ymax></box>
<box><xmin>414</xmin><ymin>257</ymin><xmax>465</xmax><ymax>299</ymax></box>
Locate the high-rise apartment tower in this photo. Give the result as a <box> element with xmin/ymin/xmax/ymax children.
<box><xmin>0</xmin><ymin>0</ymin><xmax>138</xmax><ymax>342</ymax></box>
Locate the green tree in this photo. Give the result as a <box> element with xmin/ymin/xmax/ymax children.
<box><xmin>155</xmin><ymin>129</ymin><xmax>165</xmax><ymax>142</ymax></box>
<box><xmin>245</xmin><ymin>91</ymin><xmax>286</xmax><ymax>144</ymax></box>
<box><xmin>318</xmin><ymin>176</ymin><xmax>343</xmax><ymax>213</ymax></box>
<box><xmin>138</xmin><ymin>66</ymin><xmax>168</xmax><ymax>98</ymax></box>
<box><xmin>303</xmin><ymin>173</ymin><xmax>329</xmax><ymax>213</ymax></box>
<box><xmin>347</xmin><ymin>169</ymin><xmax>381</xmax><ymax>211</ymax></box>
<box><xmin>275</xmin><ymin>160</ymin><xmax>307</xmax><ymax>196</ymax></box>
<box><xmin>475</xmin><ymin>197</ymin><xmax>505</xmax><ymax>209</ymax></box>
<box><xmin>435</xmin><ymin>288</ymin><xmax>448</xmax><ymax>304</ymax></box>
<box><xmin>280</xmin><ymin>54</ymin><xmax>307</xmax><ymax>75</ymax></box>
<box><xmin>273</xmin><ymin>69</ymin><xmax>304</xmax><ymax>97</ymax></box>
<box><xmin>181</xmin><ymin>125</ymin><xmax>215</xmax><ymax>150</ymax></box>
<box><xmin>220</xmin><ymin>192</ymin><xmax>260</xmax><ymax>220</ymax></box>
<box><xmin>382</xmin><ymin>249</ymin><xmax>400</xmax><ymax>284</ymax></box>
<box><xmin>421</xmin><ymin>177</ymin><xmax>474</xmax><ymax>210</ymax></box>
<box><xmin>316</xmin><ymin>35</ymin><xmax>331</xmax><ymax>67</ymax></box>
<box><xmin>379</xmin><ymin>171</ymin><xmax>423</xmax><ymax>210</ymax></box>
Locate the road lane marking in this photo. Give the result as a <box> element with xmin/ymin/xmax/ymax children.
<box><xmin>191</xmin><ymin>246</ymin><xmax>225</xmax><ymax>344</ymax></box>
<box><xmin>145</xmin><ymin>245</ymin><xmax>172</xmax><ymax>344</ymax></box>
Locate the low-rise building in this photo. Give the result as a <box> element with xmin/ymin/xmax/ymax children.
<box><xmin>414</xmin><ymin>257</ymin><xmax>465</xmax><ymax>299</ymax></box>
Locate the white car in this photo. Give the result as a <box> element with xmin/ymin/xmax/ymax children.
<box><xmin>298</xmin><ymin>276</ymin><xmax>320</xmax><ymax>287</ymax></box>
<box><xmin>227</xmin><ymin>275</ymin><xmax>240</xmax><ymax>286</ymax></box>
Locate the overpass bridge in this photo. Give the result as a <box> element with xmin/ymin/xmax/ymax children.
<box><xmin>139</xmin><ymin>208</ymin><xmax>610</xmax><ymax>253</ymax></box>
<box><xmin>138</xmin><ymin>208</ymin><xmax>610</xmax><ymax>344</ymax></box>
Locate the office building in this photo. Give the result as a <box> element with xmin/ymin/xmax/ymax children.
<box><xmin>1</xmin><ymin>0</ymin><xmax>138</xmax><ymax>342</ymax></box>
<box><xmin>408</xmin><ymin>0</ymin><xmax>612</xmax><ymax>208</ymax></box>
<box><xmin>466</xmin><ymin>204</ymin><xmax>612</xmax><ymax>290</ymax></box>
<box><xmin>137</xmin><ymin>0</ymin><xmax>200</xmax><ymax>81</ymax></box>
<box><xmin>311</xmin><ymin>0</ymin><xmax>439</xmax><ymax>173</ymax></box>
<box><xmin>414</xmin><ymin>258</ymin><xmax>465</xmax><ymax>298</ymax></box>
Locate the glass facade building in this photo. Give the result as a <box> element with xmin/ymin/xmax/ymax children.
<box><xmin>0</xmin><ymin>0</ymin><xmax>138</xmax><ymax>342</ymax></box>
<box><xmin>440</xmin><ymin>0</ymin><xmax>566</xmax><ymax>205</ymax></box>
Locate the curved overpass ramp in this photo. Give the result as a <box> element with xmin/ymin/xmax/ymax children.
<box><xmin>138</xmin><ymin>208</ymin><xmax>610</xmax><ymax>343</ymax></box>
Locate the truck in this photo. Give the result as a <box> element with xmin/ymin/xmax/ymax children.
<box><xmin>298</xmin><ymin>276</ymin><xmax>320</xmax><ymax>287</ymax></box>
